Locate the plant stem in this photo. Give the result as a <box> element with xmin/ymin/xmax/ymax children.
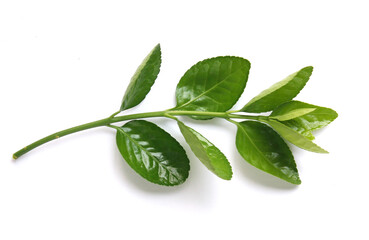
<box><xmin>12</xmin><ymin>110</ymin><xmax>260</xmax><ymax>159</ymax></box>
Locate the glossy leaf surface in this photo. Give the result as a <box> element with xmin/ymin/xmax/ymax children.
<box><xmin>116</xmin><ymin>120</ymin><xmax>189</xmax><ymax>186</ymax></box>
<box><xmin>177</xmin><ymin>121</ymin><xmax>232</xmax><ymax>180</ymax></box>
<box><xmin>270</xmin><ymin>108</ymin><xmax>316</xmax><ymax>121</ymax></box>
<box><xmin>264</xmin><ymin>119</ymin><xmax>328</xmax><ymax>153</ymax></box>
<box><xmin>241</xmin><ymin>66</ymin><xmax>313</xmax><ymax>113</ymax></box>
<box><xmin>270</xmin><ymin>101</ymin><xmax>338</xmax><ymax>140</ymax></box>
<box><xmin>120</xmin><ymin>44</ymin><xmax>161</xmax><ymax>111</ymax></box>
<box><xmin>174</xmin><ymin>56</ymin><xmax>250</xmax><ymax>119</ymax></box>
<box><xmin>235</xmin><ymin>121</ymin><xmax>300</xmax><ymax>184</ymax></box>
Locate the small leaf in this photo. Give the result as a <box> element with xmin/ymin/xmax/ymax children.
<box><xmin>177</xmin><ymin>121</ymin><xmax>232</xmax><ymax>180</ymax></box>
<box><xmin>263</xmin><ymin>119</ymin><xmax>328</xmax><ymax>153</ymax></box>
<box><xmin>270</xmin><ymin>108</ymin><xmax>316</xmax><ymax>121</ymax></box>
<box><xmin>120</xmin><ymin>44</ymin><xmax>161</xmax><ymax>111</ymax></box>
<box><xmin>235</xmin><ymin>121</ymin><xmax>301</xmax><ymax>184</ymax></box>
<box><xmin>270</xmin><ymin>101</ymin><xmax>338</xmax><ymax>140</ymax></box>
<box><xmin>241</xmin><ymin>66</ymin><xmax>313</xmax><ymax>113</ymax></box>
<box><xmin>115</xmin><ymin>120</ymin><xmax>190</xmax><ymax>186</ymax></box>
<box><xmin>174</xmin><ymin>56</ymin><xmax>250</xmax><ymax>119</ymax></box>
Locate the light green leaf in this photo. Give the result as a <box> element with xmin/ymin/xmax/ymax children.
<box><xmin>174</xmin><ymin>56</ymin><xmax>250</xmax><ymax>119</ymax></box>
<box><xmin>270</xmin><ymin>101</ymin><xmax>338</xmax><ymax>140</ymax></box>
<box><xmin>235</xmin><ymin>121</ymin><xmax>301</xmax><ymax>184</ymax></box>
<box><xmin>241</xmin><ymin>66</ymin><xmax>313</xmax><ymax>113</ymax></box>
<box><xmin>120</xmin><ymin>44</ymin><xmax>161</xmax><ymax>111</ymax></box>
<box><xmin>115</xmin><ymin>120</ymin><xmax>190</xmax><ymax>186</ymax></box>
<box><xmin>177</xmin><ymin>121</ymin><xmax>232</xmax><ymax>180</ymax></box>
<box><xmin>270</xmin><ymin>108</ymin><xmax>316</xmax><ymax>121</ymax></box>
<box><xmin>263</xmin><ymin>119</ymin><xmax>328</xmax><ymax>153</ymax></box>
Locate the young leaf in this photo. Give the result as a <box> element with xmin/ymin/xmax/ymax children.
<box><xmin>270</xmin><ymin>101</ymin><xmax>338</xmax><ymax>140</ymax></box>
<box><xmin>263</xmin><ymin>119</ymin><xmax>328</xmax><ymax>153</ymax></box>
<box><xmin>120</xmin><ymin>44</ymin><xmax>161</xmax><ymax>111</ymax></box>
<box><xmin>115</xmin><ymin>120</ymin><xmax>190</xmax><ymax>186</ymax></box>
<box><xmin>177</xmin><ymin>121</ymin><xmax>232</xmax><ymax>180</ymax></box>
<box><xmin>174</xmin><ymin>56</ymin><xmax>250</xmax><ymax>119</ymax></box>
<box><xmin>235</xmin><ymin>121</ymin><xmax>301</xmax><ymax>184</ymax></box>
<box><xmin>270</xmin><ymin>108</ymin><xmax>316</xmax><ymax>121</ymax></box>
<box><xmin>241</xmin><ymin>66</ymin><xmax>313</xmax><ymax>113</ymax></box>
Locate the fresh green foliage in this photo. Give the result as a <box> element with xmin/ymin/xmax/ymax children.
<box><xmin>177</xmin><ymin>121</ymin><xmax>232</xmax><ymax>180</ymax></box>
<box><xmin>13</xmin><ymin>44</ymin><xmax>338</xmax><ymax>187</ymax></box>
<box><xmin>174</xmin><ymin>56</ymin><xmax>250</xmax><ymax>119</ymax></box>
<box><xmin>270</xmin><ymin>101</ymin><xmax>338</xmax><ymax>140</ymax></box>
<box><xmin>120</xmin><ymin>44</ymin><xmax>161</xmax><ymax>111</ymax></box>
<box><xmin>241</xmin><ymin>66</ymin><xmax>313</xmax><ymax>113</ymax></box>
<box><xmin>263</xmin><ymin>119</ymin><xmax>328</xmax><ymax>153</ymax></box>
<box><xmin>270</xmin><ymin>108</ymin><xmax>316</xmax><ymax>121</ymax></box>
<box><xmin>116</xmin><ymin>120</ymin><xmax>189</xmax><ymax>186</ymax></box>
<box><xmin>235</xmin><ymin>121</ymin><xmax>301</xmax><ymax>184</ymax></box>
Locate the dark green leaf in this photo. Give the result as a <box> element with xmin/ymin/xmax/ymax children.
<box><xmin>174</xmin><ymin>56</ymin><xmax>250</xmax><ymax>119</ymax></box>
<box><xmin>263</xmin><ymin>119</ymin><xmax>328</xmax><ymax>153</ymax></box>
<box><xmin>235</xmin><ymin>121</ymin><xmax>300</xmax><ymax>184</ymax></box>
<box><xmin>270</xmin><ymin>101</ymin><xmax>338</xmax><ymax>140</ymax></box>
<box><xmin>115</xmin><ymin>120</ymin><xmax>189</xmax><ymax>186</ymax></box>
<box><xmin>177</xmin><ymin>121</ymin><xmax>232</xmax><ymax>180</ymax></box>
<box><xmin>120</xmin><ymin>44</ymin><xmax>161</xmax><ymax>111</ymax></box>
<box><xmin>241</xmin><ymin>66</ymin><xmax>313</xmax><ymax>113</ymax></box>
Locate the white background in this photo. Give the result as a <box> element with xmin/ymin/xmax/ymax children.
<box><xmin>1</xmin><ymin>1</ymin><xmax>368</xmax><ymax>239</ymax></box>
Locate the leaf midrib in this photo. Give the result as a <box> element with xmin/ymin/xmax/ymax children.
<box><xmin>237</xmin><ymin>123</ymin><xmax>287</xmax><ymax>176</ymax></box>
<box><xmin>117</xmin><ymin>128</ymin><xmax>179</xmax><ymax>181</ymax></box>
<box><xmin>176</xmin><ymin>67</ymin><xmax>244</xmax><ymax>110</ymax></box>
<box><xmin>245</xmin><ymin>73</ymin><xmax>298</xmax><ymax>109</ymax></box>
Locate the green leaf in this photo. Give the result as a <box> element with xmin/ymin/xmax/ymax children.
<box><xmin>174</xmin><ymin>56</ymin><xmax>250</xmax><ymax>119</ymax></box>
<box><xmin>263</xmin><ymin>119</ymin><xmax>328</xmax><ymax>153</ymax></box>
<box><xmin>120</xmin><ymin>44</ymin><xmax>161</xmax><ymax>111</ymax></box>
<box><xmin>115</xmin><ymin>120</ymin><xmax>190</xmax><ymax>186</ymax></box>
<box><xmin>235</xmin><ymin>121</ymin><xmax>300</xmax><ymax>184</ymax></box>
<box><xmin>270</xmin><ymin>101</ymin><xmax>338</xmax><ymax>140</ymax></box>
<box><xmin>270</xmin><ymin>108</ymin><xmax>316</xmax><ymax>121</ymax></box>
<box><xmin>177</xmin><ymin>121</ymin><xmax>232</xmax><ymax>180</ymax></box>
<box><xmin>241</xmin><ymin>66</ymin><xmax>313</xmax><ymax>113</ymax></box>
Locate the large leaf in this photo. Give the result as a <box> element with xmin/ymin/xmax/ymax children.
<box><xmin>235</xmin><ymin>121</ymin><xmax>300</xmax><ymax>184</ymax></box>
<box><xmin>174</xmin><ymin>56</ymin><xmax>250</xmax><ymax>119</ymax></box>
<box><xmin>120</xmin><ymin>44</ymin><xmax>161</xmax><ymax>111</ymax></box>
<box><xmin>263</xmin><ymin>119</ymin><xmax>328</xmax><ymax>153</ymax></box>
<box><xmin>177</xmin><ymin>121</ymin><xmax>232</xmax><ymax>180</ymax></box>
<box><xmin>115</xmin><ymin>120</ymin><xmax>190</xmax><ymax>186</ymax></box>
<box><xmin>270</xmin><ymin>101</ymin><xmax>338</xmax><ymax>140</ymax></box>
<box><xmin>241</xmin><ymin>66</ymin><xmax>313</xmax><ymax>113</ymax></box>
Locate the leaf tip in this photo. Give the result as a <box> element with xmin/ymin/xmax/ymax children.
<box><xmin>294</xmin><ymin>179</ymin><xmax>302</xmax><ymax>185</ymax></box>
<box><xmin>304</xmin><ymin>65</ymin><xmax>313</xmax><ymax>71</ymax></box>
<box><xmin>290</xmin><ymin>174</ymin><xmax>302</xmax><ymax>185</ymax></box>
<box><xmin>223</xmin><ymin>174</ymin><xmax>232</xmax><ymax>181</ymax></box>
<box><xmin>322</xmin><ymin>149</ymin><xmax>330</xmax><ymax>154</ymax></box>
<box><xmin>153</xmin><ymin>43</ymin><xmax>161</xmax><ymax>53</ymax></box>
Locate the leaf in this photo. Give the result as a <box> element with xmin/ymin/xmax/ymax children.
<box><xmin>177</xmin><ymin>121</ymin><xmax>232</xmax><ymax>180</ymax></box>
<box><xmin>235</xmin><ymin>121</ymin><xmax>300</xmax><ymax>184</ymax></box>
<box><xmin>120</xmin><ymin>44</ymin><xmax>161</xmax><ymax>111</ymax></box>
<box><xmin>270</xmin><ymin>108</ymin><xmax>316</xmax><ymax>121</ymax></box>
<box><xmin>263</xmin><ymin>119</ymin><xmax>328</xmax><ymax>153</ymax></box>
<box><xmin>270</xmin><ymin>101</ymin><xmax>338</xmax><ymax>140</ymax></box>
<box><xmin>241</xmin><ymin>66</ymin><xmax>313</xmax><ymax>113</ymax></box>
<box><xmin>115</xmin><ymin>120</ymin><xmax>190</xmax><ymax>186</ymax></box>
<box><xmin>174</xmin><ymin>56</ymin><xmax>250</xmax><ymax>119</ymax></box>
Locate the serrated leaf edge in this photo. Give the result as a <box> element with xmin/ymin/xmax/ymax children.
<box><xmin>116</xmin><ymin>122</ymin><xmax>190</xmax><ymax>186</ymax></box>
